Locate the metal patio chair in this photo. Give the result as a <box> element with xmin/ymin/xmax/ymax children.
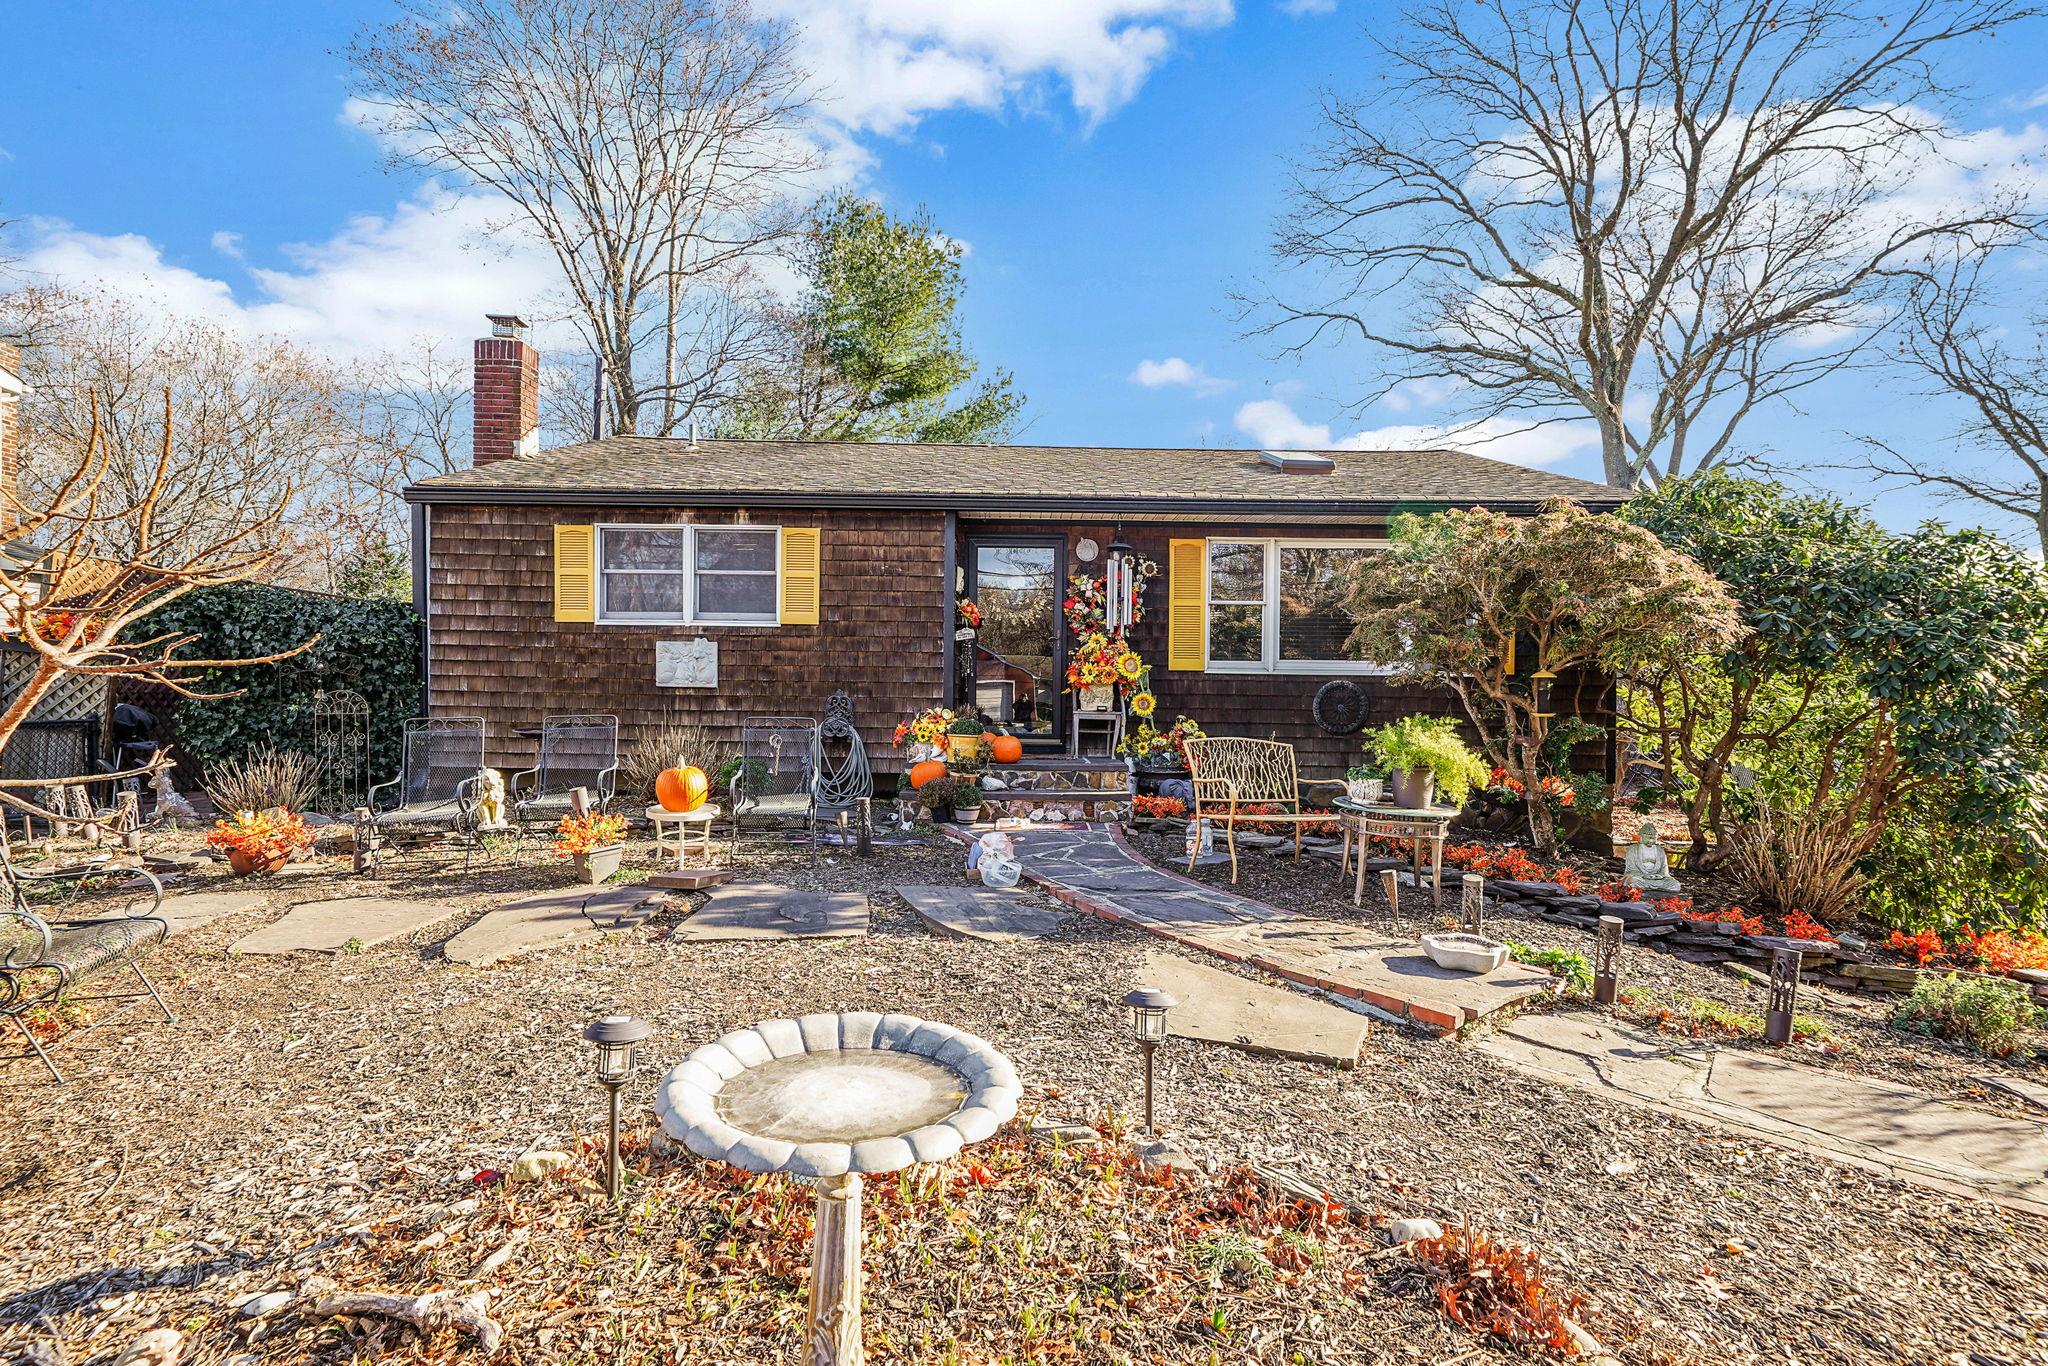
<box><xmin>365</xmin><ymin>716</ymin><xmax>487</xmax><ymax>874</ymax></box>
<box><xmin>1</xmin><ymin>844</ymin><xmax>169</xmax><ymax>1083</ymax></box>
<box><xmin>511</xmin><ymin>713</ymin><xmax>619</xmax><ymax>834</ymax></box>
<box><xmin>730</xmin><ymin>716</ymin><xmax>820</xmax><ymax>857</ymax></box>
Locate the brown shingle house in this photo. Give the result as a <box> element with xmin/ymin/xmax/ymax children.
<box><xmin>404</xmin><ymin>318</ymin><xmax>1626</xmax><ymax>778</ymax></box>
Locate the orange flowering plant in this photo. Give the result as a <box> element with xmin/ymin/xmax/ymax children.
<box><xmin>551</xmin><ymin>812</ymin><xmax>629</xmax><ymax>858</ymax></box>
<box><xmin>205</xmin><ymin>809</ymin><xmax>310</xmax><ymax>863</ymax></box>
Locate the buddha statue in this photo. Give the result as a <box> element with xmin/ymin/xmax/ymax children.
<box><xmin>1622</xmin><ymin>820</ymin><xmax>1680</xmax><ymax>894</ymax></box>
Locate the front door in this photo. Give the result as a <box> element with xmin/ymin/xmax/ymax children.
<box><xmin>965</xmin><ymin>537</ymin><xmax>1065</xmax><ymax>751</ymax></box>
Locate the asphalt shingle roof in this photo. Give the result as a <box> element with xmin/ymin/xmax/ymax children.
<box><xmin>404</xmin><ymin>436</ymin><xmax>1625</xmax><ymax>512</ymax></box>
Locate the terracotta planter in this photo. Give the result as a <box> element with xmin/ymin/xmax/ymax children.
<box><xmin>572</xmin><ymin>844</ymin><xmax>625</xmax><ymax>885</ymax></box>
<box><xmin>1388</xmin><ymin>768</ymin><xmax>1435</xmax><ymax>811</ymax></box>
<box><xmin>956</xmin><ymin>805</ymin><xmax>983</xmax><ymax>825</ymax></box>
<box><xmin>228</xmin><ymin>847</ymin><xmax>290</xmax><ymax>876</ymax></box>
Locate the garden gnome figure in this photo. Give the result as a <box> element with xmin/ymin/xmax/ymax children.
<box><xmin>1623</xmin><ymin>820</ymin><xmax>1681</xmax><ymax>894</ymax></box>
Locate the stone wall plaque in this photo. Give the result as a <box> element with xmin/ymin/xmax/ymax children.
<box><xmin>656</xmin><ymin>638</ymin><xmax>718</xmax><ymax>688</ymax></box>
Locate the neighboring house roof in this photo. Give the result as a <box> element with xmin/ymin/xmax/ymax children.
<box><xmin>403</xmin><ymin>435</ymin><xmax>1625</xmax><ymax>514</ymax></box>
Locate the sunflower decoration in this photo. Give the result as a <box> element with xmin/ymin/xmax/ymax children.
<box><xmin>1129</xmin><ymin>690</ymin><xmax>1157</xmax><ymax>718</ymax></box>
<box><xmin>1116</xmin><ymin>649</ymin><xmax>1144</xmax><ymax>681</ymax></box>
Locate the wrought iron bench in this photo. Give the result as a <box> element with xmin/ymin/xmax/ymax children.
<box><xmin>1183</xmin><ymin>736</ymin><xmax>1346</xmax><ymax>883</ymax></box>
<box><xmin>0</xmin><ymin>847</ymin><xmax>169</xmax><ymax>1083</ymax></box>
<box><xmin>511</xmin><ymin>713</ymin><xmax>619</xmax><ymax>833</ymax></box>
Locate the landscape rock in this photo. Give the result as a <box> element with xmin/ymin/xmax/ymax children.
<box><xmin>506</xmin><ymin>1150</ymin><xmax>573</xmax><ymax>1184</ymax></box>
<box><xmin>113</xmin><ymin>1330</ymin><xmax>185</xmax><ymax>1366</ymax></box>
<box><xmin>236</xmin><ymin>1291</ymin><xmax>293</xmax><ymax>1319</ymax></box>
<box><xmin>1389</xmin><ymin>1217</ymin><xmax>1444</xmax><ymax>1244</ymax></box>
<box><xmin>1133</xmin><ymin>1137</ymin><xmax>1196</xmax><ymax>1173</ymax></box>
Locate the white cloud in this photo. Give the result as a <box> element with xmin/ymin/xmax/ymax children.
<box><xmin>1234</xmin><ymin>397</ymin><xmax>1596</xmax><ymax>467</ymax></box>
<box><xmin>1278</xmin><ymin>0</ymin><xmax>1337</xmax><ymax>14</ymax></box>
<box><xmin>1129</xmin><ymin>355</ymin><xmax>1231</xmax><ymax>395</ymax></box>
<box><xmin>768</xmin><ymin>0</ymin><xmax>1236</xmax><ymax>134</ymax></box>
<box><xmin>15</xmin><ymin>187</ymin><xmax>564</xmax><ymax>361</ymax></box>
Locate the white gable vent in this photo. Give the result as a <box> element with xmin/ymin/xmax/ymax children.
<box><xmin>1258</xmin><ymin>449</ymin><xmax>1336</xmax><ymax>473</ymax></box>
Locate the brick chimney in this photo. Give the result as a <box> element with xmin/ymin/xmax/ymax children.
<box><xmin>0</xmin><ymin>338</ymin><xmax>24</xmax><ymax>536</ymax></box>
<box><xmin>472</xmin><ymin>313</ymin><xmax>539</xmax><ymax>467</ymax></box>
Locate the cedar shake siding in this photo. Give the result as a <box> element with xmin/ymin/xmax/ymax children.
<box><xmin>425</xmin><ymin>503</ymin><xmax>947</xmax><ymax>773</ymax></box>
<box><xmin>957</xmin><ymin>518</ymin><xmax>1616</xmax><ymax>782</ymax></box>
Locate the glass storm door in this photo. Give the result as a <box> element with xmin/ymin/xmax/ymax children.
<box><xmin>966</xmin><ymin>538</ymin><xmax>1064</xmax><ymax>750</ymax></box>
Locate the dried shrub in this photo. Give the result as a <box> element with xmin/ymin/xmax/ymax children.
<box><xmin>618</xmin><ymin>720</ymin><xmax>736</xmax><ymax>806</ymax></box>
<box><xmin>1724</xmin><ymin>806</ymin><xmax>1866</xmax><ymax>926</ymax></box>
<box><xmin>1409</xmin><ymin>1224</ymin><xmax>1588</xmax><ymax>1354</ymax></box>
<box><xmin>203</xmin><ymin>746</ymin><xmax>316</xmax><ymax>815</ymax></box>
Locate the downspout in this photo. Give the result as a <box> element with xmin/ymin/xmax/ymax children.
<box><xmin>940</xmin><ymin>511</ymin><xmax>958</xmax><ymax>708</ymax></box>
<box><xmin>410</xmin><ymin>503</ymin><xmax>431</xmax><ymax>714</ymax></box>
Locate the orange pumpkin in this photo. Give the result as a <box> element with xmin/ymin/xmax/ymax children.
<box><xmin>987</xmin><ymin>733</ymin><xmax>1024</xmax><ymax>764</ymax></box>
<box><xmin>908</xmin><ymin>759</ymin><xmax>948</xmax><ymax>790</ymax></box>
<box><xmin>655</xmin><ymin>765</ymin><xmax>710</xmax><ymax>813</ymax></box>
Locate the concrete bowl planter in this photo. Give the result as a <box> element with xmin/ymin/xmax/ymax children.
<box><xmin>1421</xmin><ymin>932</ymin><xmax>1510</xmax><ymax>974</ymax></box>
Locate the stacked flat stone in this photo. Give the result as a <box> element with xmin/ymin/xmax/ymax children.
<box><xmin>653</xmin><ymin>1012</ymin><xmax>1022</xmax><ymax>1179</ymax></box>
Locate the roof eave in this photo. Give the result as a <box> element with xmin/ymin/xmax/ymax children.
<box><xmin>400</xmin><ymin>485</ymin><xmax>1629</xmax><ymax>516</ymax></box>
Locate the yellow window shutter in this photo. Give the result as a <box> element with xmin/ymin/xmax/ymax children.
<box><xmin>553</xmin><ymin>524</ymin><xmax>596</xmax><ymax>623</ymax></box>
<box><xmin>1166</xmin><ymin>538</ymin><xmax>1207</xmax><ymax>671</ymax></box>
<box><xmin>780</xmin><ymin>527</ymin><xmax>821</xmax><ymax>625</ymax></box>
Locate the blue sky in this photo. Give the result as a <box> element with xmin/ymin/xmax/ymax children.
<box><xmin>4</xmin><ymin>1</ymin><xmax>2047</xmax><ymax>540</ymax></box>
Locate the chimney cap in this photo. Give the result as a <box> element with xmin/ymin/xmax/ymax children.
<box><xmin>487</xmin><ymin>313</ymin><xmax>529</xmax><ymax>339</ymax></box>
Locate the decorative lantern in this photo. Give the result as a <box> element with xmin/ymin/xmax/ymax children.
<box><xmin>1531</xmin><ymin>668</ymin><xmax>1557</xmax><ymax>718</ymax></box>
<box><xmin>584</xmin><ymin>1014</ymin><xmax>651</xmax><ymax>1199</ymax></box>
<box><xmin>1122</xmin><ymin>986</ymin><xmax>1177</xmax><ymax>1133</ymax></box>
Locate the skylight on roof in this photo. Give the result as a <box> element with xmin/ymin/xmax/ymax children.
<box><xmin>1258</xmin><ymin>450</ymin><xmax>1336</xmax><ymax>473</ymax></box>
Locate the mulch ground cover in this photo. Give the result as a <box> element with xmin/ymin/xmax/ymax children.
<box><xmin>2</xmin><ymin>830</ymin><xmax>2045</xmax><ymax>1365</ymax></box>
<box><xmin>1122</xmin><ymin>825</ymin><xmax>2048</xmax><ymax>1113</ymax></box>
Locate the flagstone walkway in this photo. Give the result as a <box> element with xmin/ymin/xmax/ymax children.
<box><xmin>989</xmin><ymin>826</ymin><xmax>1551</xmax><ymax>1032</ymax></box>
<box><xmin>1478</xmin><ymin>1012</ymin><xmax>2048</xmax><ymax>1216</ymax></box>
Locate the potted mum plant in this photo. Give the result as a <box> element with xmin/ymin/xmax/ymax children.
<box><xmin>552</xmin><ymin>810</ymin><xmax>630</xmax><ymax>885</ymax></box>
<box><xmin>206</xmin><ymin>808</ymin><xmax>310</xmax><ymax>876</ymax></box>
<box><xmin>1362</xmin><ymin>716</ymin><xmax>1489</xmax><ymax>811</ymax></box>
<box><xmin>916</xmin><ymin>776</ymin><xmax>959</xmax><ymax>825</ymax></box>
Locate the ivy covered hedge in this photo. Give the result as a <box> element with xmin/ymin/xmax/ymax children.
<box><xmin>143</xmin><ymin>584</ymin><xmax>422</xmax><ymax>782</ymax></box>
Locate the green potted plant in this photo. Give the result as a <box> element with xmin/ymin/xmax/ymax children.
<box><xmin>1344</xmin><ymin>753</ymin><xmax>1388</xmax><ymax>806</ymax></box>
<box><xmin>946</xmin><ymin>713</ymin><xmax>986</xmax><ymax>763</ymax></box>
<box><xmin>954</xmin><ymin>782</ymin><xmax>984</xmax><ymax>823</ymax></box>
<box><xmin>1362</xmin><ymin>716</ymin><xmax>1488</xmax><ymax>810</ymax></box>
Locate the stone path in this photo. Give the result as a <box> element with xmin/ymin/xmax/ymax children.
<box><xmin>1143</xmin><ymin>949</ymin><xmax>1370</xmax><ymax>1067</ymax></box>
<box><xmin>895</xmin><ymin>885</ymin><xmax>1068</xmax><ymax>942</ymax></box>
<box><xmin>1478</xmin><ymin>1012</ymin><xmax>2048</xmax><ymax>1215</ymax></box>
<box><xmin>669</xmin><ymin>882</ymin><xmax>869</xmax><ymax>942</ymax></box>
<box><xmin>443</xmin><ymin>885</ymin><xmax>666</xmax><ymax>967</ymax></box>
<box><xmin>229</xmin><ymin>896</ymin><xmax>464</xmax><ymax>956</ymax></box>
<box><xmin>155</xmin><ymin>891</ymin><xmax>266</xmax><ymax>936</ymax></box>
<box><xmin>997</xmin><ymin>827</ymin><xmax>1550</xmax><ymax>1032</ymax></box>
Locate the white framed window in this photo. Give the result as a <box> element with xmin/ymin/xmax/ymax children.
<box><xmin>1203</xmin><ymin>538</ymin><xmax>1388</xmax><ymax>674</ymax></box>
<box><xmin>597</xmin><ymin>523</ymin><xmax>781</xmax><ymax>626</ymax></box>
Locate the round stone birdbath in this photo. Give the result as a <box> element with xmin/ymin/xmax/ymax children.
<box><xmin>654</xmin><ymin>1011</ymin><xmax>1021</xmax><ymax>1365</ymax></box>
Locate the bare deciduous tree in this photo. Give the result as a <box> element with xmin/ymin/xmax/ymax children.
<box><xmin>1852</xmin><ymin>254</ymin><xmax>2048</xmax><ymax>555</ymax></box>
<box><xmin>0</xmin><ymin>392</ymin><xmax>310</xmax><ymax>820</ymax></box>
<box><xmin>1250</xmin><ymin>0</ymin><xmax>2040</xmax><ymax>489</ymax></box>
<box><xmin>345</xmin><ymin>0</ymin><xmax>816</xmax><ymax>437</ymax></box>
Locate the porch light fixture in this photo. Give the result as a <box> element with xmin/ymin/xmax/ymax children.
<box><xmin>584</xmin><ymin>1013</ymin><xmax>651</xmax><ymax>1200</ymax></box>
<box><xmin>1531</xmin><ymin>668</ymin><xmax>1557</xmax><ymax>718</ymax></box>
<box><xmin>1122</xmin><ymin>986</ymin><xmax>1177</xmax><ymax>1134</ymax></box>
